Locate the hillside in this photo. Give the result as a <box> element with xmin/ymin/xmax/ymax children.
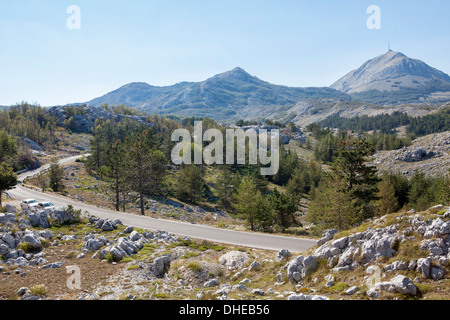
<box><xmin>81</xmin><ymin>52</ymin><xmax>450</xmax><ymax>122</ymax></box>
<box><xmin>86</xmin><ymin>67</ymin><xmax>351</xmax><ymax>120</ymax></box>
<box><xmin>1</xmin><ymin>202</ymin><xmax>449</xmax><ymax>300</ymax></box>
<box><xmin>372</xmin><ymin>131</ymin><xmax>450</xmax><ymax>178</ymax></box>
<box><xmin>284</xmin><ymin>99</ymin><xmax>441</xmax><ymax>127</ymax></box>
<box><xmin>331</xmin><ymin>51</ymin><xmax>450</xmax><ymax>105</ymax></box>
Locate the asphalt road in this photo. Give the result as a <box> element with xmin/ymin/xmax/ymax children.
<box><xmin>8</xmin><ymin>155</ymin><xmax>317</xmax><ymax>253</ymax></box>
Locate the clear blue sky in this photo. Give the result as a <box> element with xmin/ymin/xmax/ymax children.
<box><xmin>0</xmin><ymin>0</ymin><xmax>449</xmax><ymax>106</ymax></box>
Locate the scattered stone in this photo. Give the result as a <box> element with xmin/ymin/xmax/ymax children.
<box><xmin>23</xmin><ymin>232</ymin><xmax>43</xmax><ymax>250</ymax></box>
<box><xmin>219</xmin><ymin>251</ymin><xmax>250</xmax><ymax>269</ymax></box>
<box><xmin>17</xmin><ymin>287</ymin><xmax>28</xmax><ymax>296</ymax></box>
<box><xmin>431</xmin><ymin>267</ymin><xmax>444</xmax><ymax>281</ymax></box>
<box><xmin>123</xmin><ymin>226</ymin><xmax>134</xmax><ymax>234</ymax></box>
<box><xmin>249</xmin><ymin>261</ymin><xmax>260</xmax><ymax>271</ymax></box>
<box><xmin>346</xmin><ymin>286</ymin><xmax>359</xmax><ymax>295</ymax></box>
<box><xmin>204</xmin><ymin>279</ymin><xmax>219</xmax><ymax>288</ymax></box>
<box><xmin>42</xmin><ymin>262</ymin><xmax>65</xmax><ymax>269</ymax></box>
<box><xmin>153</xmin><ymin>255</ymin><xmax>171</xmax><ymax>278</ymax></box>
<box><xmin>5</xmin><ymin>204</ymin><xmax>17</xmax><ymax>214</ymax></box>
<box><xmin>389</xmin><ymin>275</ymin><xmax>417</xmax><ymax>296</ymax></box>
<box><xmin>275</xmin><ymin>249</ymin><xmax>291</xmax><ymax>262</ymax></box>
<box><xmin>252</xmin><ymin>289</ymin><xmax>264</xmax><ymax>296</ymax></box>
<box><xmin>317</xmin><ymin>229</ymin><xmax>338</xmax><ymax>246</ymax></box>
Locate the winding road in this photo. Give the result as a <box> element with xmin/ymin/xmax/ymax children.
<box><xmin>8</xmin><ymin>155</ymin><xmax>317</xmax><ymax>253</ymax></box>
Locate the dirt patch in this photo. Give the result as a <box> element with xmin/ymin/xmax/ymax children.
<box><xmin>0</xmin><ymin>241</ymin><xmax>121</xmax><ymax>300</ymax></box>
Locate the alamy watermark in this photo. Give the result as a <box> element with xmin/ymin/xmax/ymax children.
<box><xmin>365</xmin><ymin>265</ymin><xmax>382</xmax><ymax>289</ymax></box>
<box><xmin>171</xmin><ymin>121</ymin><xmax>280</xmax><ymax>176</ymax></box>
<box><xmin>66</xmin><ymin>265</ymin><xmax>81</xmax><ymax>290</ymax></box>
<box><xmin>66</xmin><ymin>5</ymin><xmax>81</xmax><ymax>30</ymax></box>
<box><xmin>367</xmin><ymin>5</ymin><xmax>381</xmax><ymax>30</ymax></box>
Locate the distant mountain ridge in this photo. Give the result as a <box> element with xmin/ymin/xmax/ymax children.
<box><xmin>330</xmin><ymin>51</ymin><xmax>450</xmax><ymax>104</ymax></box>
<box><xmin>86</xmin><ymin>67</ymin><xmax>350</xmax><ymax>120</ymax></box>
<box><xmin>82</xmin><ymin>51</ymin><xmax>450</xmax><ymax>121</ymax></box>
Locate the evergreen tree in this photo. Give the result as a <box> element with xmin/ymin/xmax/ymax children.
<box><xmin>48</xmin><ymin>157</ymin><xmax>64</xmax><ymax>192</ymax></box>
<box><xmin>127</xmin><ymin>128</ymin><xmax>166</xmax><ymax>215</ymax></box>
<box><xmin>382</xmin><ymin>172</ymin><xmax>411</xmax><ymax>209</ymax></box>
<box><xmin>435</xmin><ymin>176</ymin><xmax>450</xmax><ymax>206</ymax></box>
<box><xmin>307</xmin><ymin>174</ymin><xmax>363</xmax><ymax>231</ymax></box>
<box><xmin>0</xmin><ymin>162</ymin><xmax>17</xmax><ymax>207</ymax></box>
<box><xmin>233</xmin><ymin>175</ymin><xmax>272</xmax><ymax>231</ymax></box>
<box><xmin>286</xmin><ymin>160</ymin><xmax>310</xmax><ymax>197</ymax></box>
<box><xmin>271</xmin><ymin>147</ymin><xmax>299</xmax><ymax>186</ymax></box>
<box><xmin>314</xmin><ymin>132</ymin><xmax>338</xmax><ymax>163</ymax></box>
<box><xmin>105</xmin><ymin>140</ymin><xmax>127</xmax><ymax>211</ymax></box>
<box><xmin>174</xmin><ymin>165</ymin><xmax>205</xmax><ymax>204</ymax></box>
<box><xmin>268</xmin><ymin>188</ymin><xmax>298</xmax><ymax>231</ymax></box>
<box><xmin>376</xmin><ymin>178</ymin><xmax>398</xmax><ymax>216</ymax></box>
<box><xmin>0</xmin><ymin>130</ymin><xmax>17</xmax><ymax>164</ymax></box>
<box><xmin>408</xmin><ymin>173</ymin><xmax>432</xmax><ymax>211</ymax></box>
<box><xmin>216</xmin><ymin>167</ymin><xmax>235</xmax><ymax>211</ymax></box>
<box><xmin>331</xmin><ymin>138</ymin><xmax>380</xmax><ymax>219</ymax></box>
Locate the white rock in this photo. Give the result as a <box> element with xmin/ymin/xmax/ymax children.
<box><xmin>346</xmin><ymin>286</ymin><xmax>359</xmax><ymax>295</ymax></box>
<box><xmin>219</xmin><ymin>251</ymin><xmax>250</xmax><ymax>269</ymax></box>
<box><xmin>389</xmin><ymin>275</ymin><xmax>417</xmax><ymax>295</ymax></box>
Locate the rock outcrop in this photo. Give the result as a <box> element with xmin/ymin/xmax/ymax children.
<box><xmin>47</xmin><ymin>104</ymin><xmax>152</xmax><ymax>134</ymax></box>
<box><xmin>281</xmin><ymin>205</ymin><xmax>449</xmax><ymax>300</ymax></box>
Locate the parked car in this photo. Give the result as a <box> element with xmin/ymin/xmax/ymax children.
<box><xmin>37</xmin><ymin>202</ymin><xmax>55</xmax><ymax>210</ymax></box>
<box><xmin>21</xmin><ymin>199</ymin><xmax>39</xmax><ymax>209</ymax></box>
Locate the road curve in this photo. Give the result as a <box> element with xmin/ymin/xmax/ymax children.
<box><xmin>9</xmin><ymin>155</ymin><xmax>317</xmax><ymax>253</ymax></box>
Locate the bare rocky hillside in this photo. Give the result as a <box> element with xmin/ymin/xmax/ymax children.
<box><xmin>372</xmin><ymin>131</ymin><xmax>450</xmax><ymax>178</ymax></box>
<box><xmin>1</xmin><ymin>201</ymin><xmax>449</xmax><ymax>300</ymax></box>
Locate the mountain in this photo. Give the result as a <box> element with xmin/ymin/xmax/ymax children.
<box><xmin>331</xmin><ymin>51</ymin><xmax>450</xmax><ymax>105</ymax></box>
<box><xmin>86</xmin><ymin>67</ymin><xmax>351</xmax><ymax>120</ymax></box>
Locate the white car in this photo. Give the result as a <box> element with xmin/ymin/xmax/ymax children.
<box><xmin>21</xmin><ymin>199</ymin><xmax>39</xmax><ymax>209</ymax></box>
<box><xmin>37</xmin><ymin>202</ymin><xmax>55</xmax><ymax>210</ymax></box>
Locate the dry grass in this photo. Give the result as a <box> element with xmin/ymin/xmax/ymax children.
<box><xmin>0</xmin><ymin>235</ymin><xmax>122</xmax><ymax>300</ymax></box>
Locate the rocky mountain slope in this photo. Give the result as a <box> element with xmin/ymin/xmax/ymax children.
<box><xmin>79</xmin><ymin>52</ymin><xmax>450</xmax><ymax>121</ymax></box>
<box><xmin>47</xmin><ymin>104</ymin><xmax>152</xmax><ymax>134</ymax></box>
<box><xmin>86</xmin><ymin>67</ymin><xmax>350</xmax><ymax>120</ymax></box>
<box><xmin>331</xmin><ymin>51</ymin><xmax>450</xmax><ymax>105</ymax></box>
<box><xmin>1</xmin><ymin>200</ymin><xmax>449</xmax><ymax>300</ymax></box>
<box><xmin>284</xmin><ymin>99</ymin><xmax>442</xmax><ymax>127</ymax></box>
<box><xmin>372</xmin><ymin>131</ymin><xmax>450</xmax><ymax>178</ymax></box>
<box><xmin>285</xmin><ymin>205</ymin><xmax>450</xmax><ymax>299</ymax></box>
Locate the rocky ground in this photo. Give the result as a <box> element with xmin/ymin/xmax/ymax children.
<box><xmin>372</xmin><ymin>131</ymin><xmax>450</xmax><ymax>178</ymax></box>
<box><xmin>1</xmin><ymin>201</ymin><xmax>449</xmax><ymax>300</ymax></box>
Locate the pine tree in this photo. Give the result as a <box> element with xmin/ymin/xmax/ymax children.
<box><xmin>216</xmin><ymin>167</ymin><xmax>234</xmax><ymax>211</ymax></box>
<box><xmin>127</xmin><ymin>128</ymin><xmax>166</xmax><ymax>215</ymax></box>
<box><xmin>307</xmin><ymin>174</ymin><xmax>363</xmax><ymax>231</ymax></box>
<box><xmin>174</xmin><ymin>165</ymin><xmax>205</xmax><ymax>204</ymax></box>
<box><xmin>268</xmin><ymin>188</ymin><xmax>298</xmax><ymax>231</ymax></box>
<box><xmin>233</xmin><ymin>175</ymin><xmax>271</xmax><ymax>231</ymax></box>
<box><xmin>48</xmin><ymin>157</ymin><xmax>64</xmax><ymax>192</ymax></box>
<box><xmin>376</xmin><ymin>178</ymin><xmax>398</xmax><ymax>216</ymax></box>
<box><xmin>331</xmin><ymin>138</ymin><xmax>380</xmax><ymax>219</ymax></box>
<box><xmin>105</xmin><ymin>140</ymin><xmax>127</xmax><ymax>211</ymax></box>
<box><xmin>0</xmin><ymin>130</ymin><xmax>17</xmax><ymax>164</ymax></box>
<box><xmin>0</xmin><ymin>162</ymin><xmax>17</xmax><ymax>207</ymax></box>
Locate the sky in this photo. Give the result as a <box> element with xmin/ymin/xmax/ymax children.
<box><xmin>0</xmin><ymin>0</ymin><xmax>449</xmax><ymax>106</ymax></box>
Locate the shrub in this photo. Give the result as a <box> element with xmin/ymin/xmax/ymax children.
<box><xmin>127</xmin><ymin>264</ymin><xmax>139</xmax><ymax>270</ymax></box>
<box><xmin>17</xmin><ymin>242</ymin><xmax>35</xmax><ymax>253</ymax></box>
<box><xmin>30</xmin><ymin>284</ymin><xmax>48</xmax><ymax>297</ymax></box>
<box><xmin>105</xmin><ymin>252</ymin><xmax>122</xmax><ymax>263</ymax></box>
<box><xmin>187</xmin><ymin>262</ymin><xmax>202</xmax><ymax>272</ymax></box>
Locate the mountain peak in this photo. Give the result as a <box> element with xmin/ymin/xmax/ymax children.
<box><xmin>331</xmin><ymin>51</ymin><xmax>450</xmax><ymax>94</ymax></box>
<box><xmin>231</xmin><ymin>66</ymin><xmax>247</xmax><ymax>73</ymax></box>
<box><xmin>206</xmin><ymin>67</ymin><xmax>259</xmax><ymax>83</ymax></box>
<box><xmin>221</xmin><ymin>66</ymin><xmax>251</xmax><ymax>77</ymax></box>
